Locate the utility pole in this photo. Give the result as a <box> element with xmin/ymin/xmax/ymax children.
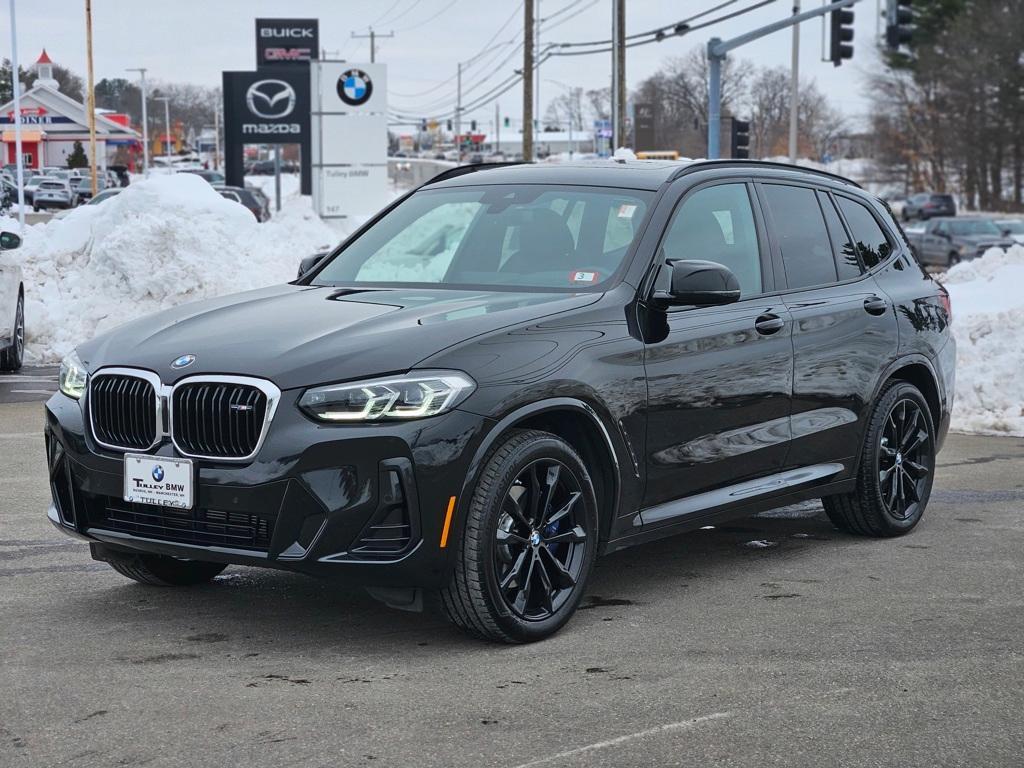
<box><xmin>495</xmin><ymin>101</ymin><xmax>500</xmax><ymax>154</ymax></box>
<box><xmin>351</xmin><ymin>28</ymin><xmax>394</xmax><ymax>63</ymax></box>
<box><xmin>8</xmin><ymin>0</ymin><xmax>25</xmax><ymax>232</ymax></box>
<box><xmin>84</xmin><ymin>0</ymin><xmax>98</xmax><ymax>196</ymax></box>
<box><xmin>455</xmin><ymin>62</ymin><xmax>462</xmax><ymax>163</ymax></box>
<box><xmin>534</xmin><ymin>0</ymin><xmax>541</xmax><ymax>135</ymax></box>
<box><xmin>611</xmin><ymin>0</ymin><xmax>626</xmax><ymax>150</ymax></box>
<box><xmin>788</xmin><ymin>1</ymin><xmax>800</xmax><ymax>163</ymax></box>
<box><xmin>706</xmin><ymin>0</ymin><xmax>858</xmax><ymax>159</ymax></box>
<box><xmin>523</xmin><ymin>0</ymin><xmax>534</xmax><ymax>161</ymax></box>
<box><xmin>155</xmin><ymin>96</ymin><xmax>171</xmax><ymax>165</ymax></box>
<box><xmin>127</xmin><ymin>67</ymin><xmax>149</xmax><ymax>175</ymax></box>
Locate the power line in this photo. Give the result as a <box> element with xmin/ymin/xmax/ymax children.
<box><xmin>393</xmin><ymin>0</ymin><xmax>463</xmax><ymax>32</ymax></box>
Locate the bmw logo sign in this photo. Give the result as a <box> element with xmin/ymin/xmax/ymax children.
<box><xmin>151</xmin><ymin>465</ymin><xmax>165</xmax><ymax>483</ymax></box>
<box><xmin>171</xmin><ymin>354</ymin><xmax>196</xmax><ymax>370</ymax></box>
<box><xmin>338</xmin><ymin>69</ymin><xmax>373</xmax><ymax>107</ymax></box>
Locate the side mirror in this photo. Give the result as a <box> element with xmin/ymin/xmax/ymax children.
<box><xmin>297</xmin><ymin>252</ymin><xmax>328</xmax><ymax>279</ymax></box>
<box><xmin>0</xmin><ymin>231</ymin><xmax>21</xmax><ymax>250</ymax></box>
<box><xmin>652</xmin><ymin>259</ymin><xmax>741</xmax><ymax>308</ymax></box>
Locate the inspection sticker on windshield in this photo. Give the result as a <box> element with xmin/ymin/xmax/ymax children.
<box><xmin>123</xmin><ymin>454</ymin><xmax>193</xmax><ymax>509</ymax></box>
<box><xmin>617</xmin><ymin>203</ymin><xmax>638</xmax><ymax>218</ymax></box>
<box><xmin>570</xmin><ymin>270</ymin><xmax>599</xmax><ymax>284</ymax></box>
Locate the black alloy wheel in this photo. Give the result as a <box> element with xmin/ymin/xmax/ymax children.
<box><xmin>877</xmin><ymin>398</ymin><xmax>931</xmax><ymax>522</ymax></box>
<box><xmin>823</xmin><ymin>381</ymin><xmax>935</xmax><ymax>537</ymax></box>
<box><xmin>494</xmin><ymin>458</ymin><xmax>588</xmax><ymax>622</ymax></box>
<box><xmin>439</xmin><ymin>429</ymin><xmax>598</xmax><ymax>643</ymax></box>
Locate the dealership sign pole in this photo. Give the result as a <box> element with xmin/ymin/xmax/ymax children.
<box><xmin>8</xmin><ymin>0</ymin><xmax>25</xmax><ymax>231</ymax></box>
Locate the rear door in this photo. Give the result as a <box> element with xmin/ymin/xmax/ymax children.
<box><xmin>758</xmin><ymin>182</ymin><xmax>898</xmax><ymax>471</ymax></box>
<box><xmin>641</xmin><ymin>180</ymin><xmax>794</xmax><ymax>514</ymax></box>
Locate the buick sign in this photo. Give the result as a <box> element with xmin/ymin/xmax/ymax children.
<box><xmin>246</xmin><ymin>80</ymin><xmax>296</xmax><ymax>119</ymax></box>
<box><xmin>255</xmin><ymin>18</ymin><xmax>319</xmax><ymax>67</ymax></box>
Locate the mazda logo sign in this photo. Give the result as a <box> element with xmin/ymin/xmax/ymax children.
<box><xmin>246</xmin><ymin>79</ymin><xmax>297</xmax><ymax>119</ymax></box>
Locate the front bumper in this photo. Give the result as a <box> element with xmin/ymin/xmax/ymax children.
<box><xmin>45</xmin><ymin>388</ymin><xmax>490</xmax><ymax>588</ymax></box>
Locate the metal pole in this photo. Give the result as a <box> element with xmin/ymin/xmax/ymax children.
<box><xmin>84</xmin><ymin>0</ymin><xmax>98</xmax><ymax>196</ymax></box>
<box><xmin>534</xmin><ymin>0</ymin><xmax>540</xmax><ymax>134</ymax></box>
<box><xmin>788</xmin><ymin>1</ymin><xmax>800</xmax><ymax>163</ymax></box>
<box><xmin>611</xmin><ymin>0</ymin><xmax>619</xmax><ymax>149</ymax></box>
<box><xmin>8</xmin><ymin>0</ymin><xmax>25</xmax><ymax>231</ymax></box>
<box><xmin>128</xmin><ymin>68</ymin><xmax>149</xmax><ymax>176</ymax></box>
<box><xmin>370</xmin><ymin>30</ymin><xmax>375</xmax><ymax>63</ymax></box>
<box><xmin>455</xmin><ymin>62</ymin><xmax>462</xmax><ymax>163</ymax></box>
<box><xmin>164</xmin><ymin>98</ymin><xmax>171</xmax><ymax>162</ymax></box>
<box><xmin>495</xmin><ymin>101</ymin><xmax>500</xmax><ymax>154</ymax></box>
<box><xmin>615</xmin><ymin>0</ymin><xmax>626</xmax><ymax>149</ymax></box>
<box><xmin>273</xmin><ymin>145</ymin><xmax>281</xmax><ymax>212</ymax></box>
<box><xmin>707</xmin><ymin>41</ymin><xmax>722</xmax><ymax>160</ymax></box>
<box><xmin>213</xmin><ymin>105</ymin><xmax>220</xmax><ymax>172</ymax></box>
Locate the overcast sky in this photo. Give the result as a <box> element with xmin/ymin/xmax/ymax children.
<box><xmin>3</xmin><ymin>0</ymin><xmax>884</xmax><ymax>131</ymax></box>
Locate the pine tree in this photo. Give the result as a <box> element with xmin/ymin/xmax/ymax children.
<box><xmin>66</xmin><ymin>140</ymin><xmax>88</xmax><ymax>169</ymax></box>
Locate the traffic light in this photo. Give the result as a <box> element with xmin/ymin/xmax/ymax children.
<box><xmin>446</xmin><ymin>119</ymin><xmax>453</xmax><ymax>131</ymax></box>
<box><xmin>470</xmin><ymin>120</ymin><xmax>477</xmax><ymax>132</ymax></box>
<box><xmin>503</xmin><ymin>116</ymin><xmax>510</xmax><ymax>128</ymax></box>
<box><xmin>885</xmin><ymin>0</ymin><xmax>913</xmax><ymax>51</ymax></box>
<box><xmin>829</xmin><ymin>7</ymin><xmax>855</xmax><ymax>66</ymax></box>
<box><xmin>730</xmin><ymin>118</ymin><xmax>750</xmax><ymax>159</ymax></box>
<box><xmin>420</xmin><ymin>119</ymin><xmax>427</xmax><ymax>132</ymax></box>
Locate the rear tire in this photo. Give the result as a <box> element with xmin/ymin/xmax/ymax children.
<box><xmin>439</xmin><ymin>429</ymin><xmax>598</xmax><ymax>643</ymax></box>
<box><xmin>107</xmin><ymin>552</ymin><xmax>227</xmax><ymax>586</ymax></box>
<box><xmin>822</xmin><ymin>381</ymin><xmax>935</xmax><ymax>537</ymax></box>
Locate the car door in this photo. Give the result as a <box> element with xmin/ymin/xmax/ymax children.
<box><xmin>641</xmin><ymin>180</ymin><xmax>794</xmax><ymax>518</ymax></box>
<box><xmin>758</xmin><ymin>183</ymin><xmax>899</xmax><ymax>471</ymax></box>
<box><xmin>921</xmin><ymin>219</ymin><xmax>946</xmax><ymax>265</ymax></box>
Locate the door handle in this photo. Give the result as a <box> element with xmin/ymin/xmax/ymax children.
<box><xmin>754</xmin><ymin>314</ymin><xmax>785</xmax><ymax>335</ymax></box>
<box><xmin>863</xmin><ymin>296</ymin><xmax>888</xmax><ymax>316</ymax></box>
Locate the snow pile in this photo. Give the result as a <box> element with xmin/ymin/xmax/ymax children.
<box><xmin>941</xmin><ymin>245</ymin><xmax>1024</xmax><ymax>436</ymax></box>
<box><xmin>5</xmin><ymin>173</ymin><xmax>338</xmax><ymax>363</ymax></box>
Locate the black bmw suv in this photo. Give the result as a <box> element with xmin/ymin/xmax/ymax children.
<box><xmin>46</xmin><ymin>160</ymin><xmax>954</xmax><ymax>643</ymax></box>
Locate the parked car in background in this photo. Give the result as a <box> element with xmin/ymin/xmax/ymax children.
<box><xmin>46</xmin><ymin>160</ymin><xmax>954</xmax><ymax>642</ymax></box>
<box><xmin>902</xmin><ymin>193</ymin><xmax>956</xmax><ymax>221</ymax></box>
<box><xmin>994</xmin><ymin>218</ymin><xmax>1024</xmax><ymax>245</ymax></box>
<box><xmin>22</xmin><ymin>174</ymin><xmax>51</xmax><ymax>206</ymax></box>
<box><xmin>219</xmin><ymin>185</ymin><xmax>270</xmax><ymax>222</ymax></box>
<box><xmin>246</xmin><ymin>159</ymin><xmax>277</xmax><ymax>175</ymax></box>
<box><xmin>0</xmin><ymin>229</ymin><xmax>24</xmax><ymax>371</ymax></box>
<box><xmin>904</xmin><ymin>216</ymin><xmax>1014</xmax><ymax>267</ymax></box>
<box><xmin>0</xmin><ymin>178</ymin><xmax>16</xmax><ymax>212</ymax></box>
<box><xmin>51</xmin><ymin>186</ymin><xmax>123</xmax><ymax>220</ymax></box>
<box><xmin>178</xmin><ymin>168</ymin><xmax>226</xmax><ymax>185</ymax></box>
<box><xmin>33</xmin><ymin>179</ymin><xmax>74</xmax><ymax>211</ymax></box>
<box><xmin>72</xmin><ymin>176</ymin><xmax>107</xmax><ymax>204</ymax></box>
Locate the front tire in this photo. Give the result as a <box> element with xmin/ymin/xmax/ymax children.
<box><xmin>823</xmin><ymin>381</ymin><xmax>935</xmax><ymax>537</ymax></box>
<box><xmin>440</xmin><ymin>429</ymin><xmax>598</xmax><ymax>643</ymax></box>
<box><xmin>0</xmin><ymin>293</ymin><xmax>24</xmax><ymax>371</ymax></box>
<box><xmin>107</xmin><ymin>552</ymin><xmax>228</xmax><ymax>585</ymax></box>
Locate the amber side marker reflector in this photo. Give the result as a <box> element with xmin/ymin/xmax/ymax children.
<box><xmin>440</xmin><ymin>495</ymin><xmax>457</xmax><ymax>548</ymax></box>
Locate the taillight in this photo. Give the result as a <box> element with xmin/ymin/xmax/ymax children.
<box><xmin>939</xmin><ymin>288</ymin><xmax>952</xmax><ymax>324</ymax></box>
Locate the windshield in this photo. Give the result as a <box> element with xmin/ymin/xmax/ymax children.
<box><xmin>312</xmin><ymin>184</ymin><xmax>653</xmax><ymax>291</ymax></box>
<box><xmin>949</xmin><ymin>219</ymin><xmax>1000</xmax><ymax>236</ymax></box>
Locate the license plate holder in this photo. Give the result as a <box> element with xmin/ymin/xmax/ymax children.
<box><xmin>123</xmin><ymin>454</ymin><xmax>194</xmax><ymax>509</ymax></box>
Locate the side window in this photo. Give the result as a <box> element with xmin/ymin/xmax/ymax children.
<box><xmin>817</xmin><ymin>191</ymin><xmax>862</xmax><ymax>280</ymax></box>
<box><xmin>761</xmin><ymin>184</ymin><xmax>837</xmax><ymax>289</ymax></box>
<box><xmin>661</xmin><ymin>183</ymin><xmax>762</xmax><ymax>297</ymax></box>
<box><xmin>837</xmin><ymin>197</ymin><xmax>894</xmax><ymax>269</ymax></box>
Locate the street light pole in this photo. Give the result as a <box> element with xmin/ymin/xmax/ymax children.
<box><xmin>788</xmin><ymin>1</ymin><xmax>801</xmax><ymax>163</ymax></box>
<box><xmin>8</xmin><ymin>0</ymin><xmax>25</xmax><ymax>232</ymax></box>
<box><xmin>127</xmin><ymin>67</ymin><xmax>149</xmax><ymax>175</ymax></box>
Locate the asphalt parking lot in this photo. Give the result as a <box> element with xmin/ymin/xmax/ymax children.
<box><xmin>2</xmin><ymin>398</ymin><xmax>1022</xmax><ymax>767</ymax></box>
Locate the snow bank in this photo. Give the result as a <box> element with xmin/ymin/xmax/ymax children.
<box><xmin>941</xmin><ymin>245</ymin><xmax>1024</xmax><ymax>436</ymax></box>
<box><xmin>6</xmin><ymin>173</ymin><xmax>338</xmax><ymax>363</ymax></box>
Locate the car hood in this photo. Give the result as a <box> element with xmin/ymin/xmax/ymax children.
<box><xmin>78</xmin><ymin>283</ymin><xmax>601</xmax><ymax>390</ymax></box>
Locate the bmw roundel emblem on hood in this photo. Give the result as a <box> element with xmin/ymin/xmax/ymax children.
<box><xmin>171</xmin><ymin>354</ymin><xmax>196</xmax><ymax>369</ymax></box>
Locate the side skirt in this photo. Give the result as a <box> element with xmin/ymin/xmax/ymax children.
<box><xmin>602</xmin><ymin>465</ymin><xmax>854</xmax><ymax>556</ymax></box>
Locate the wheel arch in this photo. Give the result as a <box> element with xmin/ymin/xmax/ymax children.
<box><xmin>883</xmin><ymin>358</ymin><xmax>943</xmax><ymax>433</ymax></box>
<box><xmin>458</xmin><ymin>398</ymin><xmax>623</xmax><ymax>546</ymax></box>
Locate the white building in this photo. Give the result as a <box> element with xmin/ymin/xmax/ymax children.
<box><xmin>0</xmin><ymin>50</ymin><xmax>139</xmax><ymax>171</ymax></box>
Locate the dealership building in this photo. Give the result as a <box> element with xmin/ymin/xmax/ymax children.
<box><xmin>0</xmin><ymin>50</ymin><xmax>139</xmax><ymax>170</ymax></box>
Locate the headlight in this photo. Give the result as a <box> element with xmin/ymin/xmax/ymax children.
<box><xmin>298</xmin><ymin>371</ymin><xmax>475</xmax><ymax>422</ymax></box>
<box><xmin>59</xmin><ymin>350</ymin><xmax>89</xmax><ymax>399</ymax></box>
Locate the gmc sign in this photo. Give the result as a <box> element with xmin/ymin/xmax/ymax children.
<box><xmin>255</xmin><ymin>18</ymin><xmax>319</xmax><ymax>67</ymax></box>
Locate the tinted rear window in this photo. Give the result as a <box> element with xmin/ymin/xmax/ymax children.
<box><xmin>761</xmin><ymin>184</ymin><xmax>837</xmax><ymax>289</ymax></box>
<box><xmin>837</xmin><ymin>197</ymin><xmax>893</xmax><ymax>268</ymax></box>
<box><xmin>931</xmin><ymin>195</ymin><xmax>954</xmax><ymax>204</ymax></box>
<box><xmin>818</xmin><ymin>191</ymin><xmax>861</xmax><ymax>280</ymax></box>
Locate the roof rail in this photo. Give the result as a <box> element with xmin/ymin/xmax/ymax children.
<box><xmin>421</xmin><ymin>161</ymin><xmax>530</xmax><ymax>188</ymax></box>
<box><xmin>669</xmin><ymin>159</ymin><xmax>862</xmax><ymax>189</ymax></box>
